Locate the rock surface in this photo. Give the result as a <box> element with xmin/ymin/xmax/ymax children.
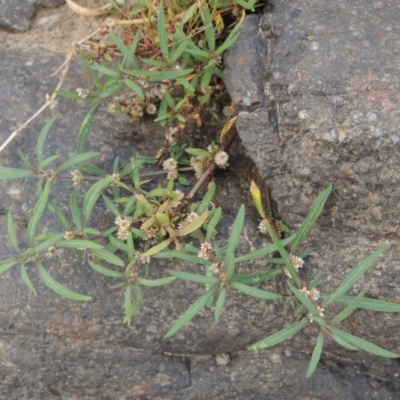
<box><xmin>0</xmin><ymin>0</ymin><xmax>64</xmax><ymax>32</ymax></box>
<box><xmin>1</xmin><ymin>1</ymin><xmax>400</xmax><ymax>398</ymax></box>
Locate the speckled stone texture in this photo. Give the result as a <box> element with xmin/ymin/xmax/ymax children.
<box><xmin>225</xmin><ymin>0</ymin><xmax>400</xmax><ymax>390</ymax></box>
<box><xmin>0</xmin><ymin>0</ymin><xmax>64</xmax><ymax>32</ymax></box>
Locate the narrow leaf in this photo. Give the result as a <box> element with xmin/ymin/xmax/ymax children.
<box><xmin>36</xmin><ymin>262</ymin><xmax>91</xmax><ymax>301</ymax></box>
<box><xmin>77</xmin><ymin>101</ymin><xmax>101</xmax><ymax>154</ymax></box>
<box><xmin>0</xmin><ymin>167</ymin><xmax>32</xmax><ymax>181</ymax></box>
<box><xmin>224</xmin><ymin>205</ymin><xmax>245</xmax><ymax>280</ymax></box>
<box><xmin>288</xmin><ymin>281</ymin><xmax>319</xmax><ymax>316</ymax></box>
<box><xmin>169</xmin><ymin>270</ymin><xmax>219</xmax><ymax>285</ymax></box>
<box><xmin>306</xmin><ymin>331</ymin><xmax>325</xmax><ymax>377</ymax></box>
<box><xmin>164</xmin><ymin>285</ymin><xmax>217</xmax><ymax>338</ymax></box>
<box><xmin>157</xmin><ymin>1</ymin><xmax>170</xmax><ymax>64</ymax></box>
<box><xmin>331</xmin><ymin>289</ymin><xmax>366</xmax><ymax>325</ymax></box>
<box><xmin>215</xmin><ymin>287</ymin><xmax>227</xmax><ymax>323</ymax></box>
<box><xmin>57</xmin><ymin>240</ymin><xmax>103</xmax><ymax>249</ymax></box>
<box><xmin>176</xmin><ymin>211</ymin><xmax>209</xmax><ymax>236</ymax></box>
<box><xmin>331</xmin><ymin>327</ymin><xmax>399</xmax><ymax>358</ymax></box>
<box><xmin>56</xmin><ymin>152</ymin><xmax>101</xmax><ymax>172</ymax></box>
<box><xmin>92</xmin><ymin>248</ymin><xmax>124</xmax><ymax>266</ymax></box>
<box><xmin>291</xmin><ymin>184</ymin><xmax>333</xmax><ymax>252</ymax></box>
<box><xmin>7</xmin><ymin>211</ymin><xmax>19</xmax><ymax>252</ymax></box>
<box><xmin>323</xmin><ymin>244</ymin><xmax>387</xmax><ymax>308</ymax></box>
<box><xmin>88</xmin><ymin>260</ymin><xmax>123</xmax><ymax>278</ymax></box>
<box><xmin>248</xmin><ymin>318</ymin><xmax>309</xmax><ymax>351</ymax></box>
<box><xmin>70</xmin><ymin>187</ymin><xmax>82</xmax><ymax>231</ymax></box>
<box><xmin>82</xmin><ymin>177</ymin><xmax>114</xmax><ymax>226</ymax></box>
<box><xmin>0</xmin><ymin>260</ymin><xmax>19</xmax><ymax>275</ymax></box>
<box><xmin>230</xmin><ymin>281</ymin><xmax>281</xmax><ymax>300</ymax></box>
<box><xmin>234</xmin><ymin>235</ymin><xmax>295</xmax><ymax>262</ymax></box>
<box><xmin>329</xmin><ymin>331</ymin><xmax>359</xmax><ymax>350</ymax></box>
<box><xmin>137</xmin><ymin>276</ymin><xmax>177</xmax><ymax>287</ymax></box>
<box><xmin>320</xmin><ymin>293</ymin><xmax>400</xmax><ymax>313</ymax></box>
<box><xmin>36</xmin><ymin>115</ymin><xmax>57</xmax><ymax>165</ymax></box>
<box><xmin>27</xmin><ymin>180</ymin><xmax>51</xmax><ymax>245</ymax></box>
<box><xmin>20</xmin><ymin>263</ymin><xmax>37</xmax><ymax>294</ymax></box>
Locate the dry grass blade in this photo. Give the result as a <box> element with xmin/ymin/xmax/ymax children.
<box><xmin>65</xmin><ymin>0</ymin><xmax>112</xmax><ymax>17</ymax></box>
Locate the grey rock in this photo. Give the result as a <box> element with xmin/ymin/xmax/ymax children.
<box><xmin>224</xmin><ymin>14</ymin><xmax>268</xmax><ymax>109</ymax></box>
<box><xmin>0</xmin><ymin>0</ymin><xmax>64</xmax><ymax>32</ymax></box>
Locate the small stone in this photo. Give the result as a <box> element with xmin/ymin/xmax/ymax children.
<box><xmin>369</xmin><ymin>206</ymin><xmax>382</xmax><ymax>221</ymax></box>
<box><xmin>215</xmin><ymin>354</ymin><xmax>231</xmax><ymax>366</ymax></box>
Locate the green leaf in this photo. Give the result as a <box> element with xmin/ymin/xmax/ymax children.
<box><xmin>122</xmin><ymin>29</ymin><xmax>140</xmax><ymax>69</ymax></box>
<box><xmin>331</xmin><ymin>327</ymin><xmax>399</xmax><ymax>358</ymax></box>
<box><xmin>248</xmin><ymin>318</ymin><xmax>309</xmax><ymax>351</ymax></box>
<box><xmin>88</xmin><ymin>259</ymin><xmax>123</xmax><ymax>278</ymax></box>
<box><xmin>206</xmin><ymin>207</ymin><xmax>221</xmax><ymax>241</ymax></box>
<box><xmin>108</xmin><ymin>234</ymin><xmax>128</xmax><ymax>251</ymax></box>
<box><xmin>36</xmin><ymin>262</ymin><xmax>91</xmax><ymax>301</ymax></box>
<box><xmin>231</xmin><ymin>269</ymin><xmax>281</xmax><ymax>285</ymax></box>
<box><xmin>102</xmin><ymin>194</ymin><xmax>120</xmax><ymax>217</ymax></box>
<box><xmin>19</xmin><ymin>151</ymin><xmax>35</xmax><ymax>171</ymax></box>
<box><xmin>331</xmin><ymin>289</ymin><xmax>366</xmax><ymax>325</ymax></box>
<box><xmin>197</xmin><ymin>181</ymin><xmax>216</xmax><ymax>214</ymax></box>
<box><xmin>215</xmin><ymin>11</ymin><xmax>245</xmax><ymax>56</ymax></box>
<box><xmin>110</xmin><ymin>32</ymin><xmax>128</xmax><ymax>55</ymax></box>
<box><xmin>27</xmin><ymin>180</ymin><xmax>51</xmax><ymax>245</ymax></box>
<box><xmin>215</xmin><ymin>287</ymin><xmax>227</xmax><ymax>323</ymax></box>
<box><xmin>234</xmin><ymin>235</ymin><xmax>295</xmax><ymax>262</ymax></box>
<box><xmin>224</xmin><ymin>205</ymin><xmax>245</xmax><ymax>280</ymax></box>
<box><xmin>323</xmin><ymin>244</ymin><xmax>387</xmax><ymax>308</ymax></box>
<box><xmin>153</xmin><ymin>250</ymin><xmax>211</xmax><ymax>266</ymax></box>
<box><xmin>98</xmin><ymin>82</ymin><xmax>125</xmax><ymax>98</ymax></box>
<box><xmin>329</xmin><ymin>331</ymin><xmax>358</xmax><ymax>351</ymax></box>
<box><xmin>26</xmin><ymin>233</ymin><xmax>64</xmax><ymax>255</ymax></box>
<box><xmin>164</xmin><ymin>285</ymin><xmax>217</xmax><ymax>338</ymax></box>
<box><xmin>0</xmin><ymin>260</ymin><xmax>19</xmax><ymax>275</ymax></box>
<box><xmin>0</xmin><ymin>167</ymin><xmax>32</xmax><ymax>181</ymax></box>
<box><xmin>36</xmin><ymin>116</ymin><xmax>57</xmax><ymax>165</ymax></box>
<box><xmin>20</xmin><ymin>263</ymin><xmax>37</xmax><ymax>294</ymax></box>
<box><xmin>137</xmin><ymin>276</ymin><xmax>177</xmax><ymax>287</ymax></box>
<box><xmin>230</xmin><ymin>281</ymin><xmax>281</xmax><ymax>300</ymax></box>
<box><xmin>123</xmin><ymin>284</ymin><xmax>143</xmax><ymax>325</ymax></box>
<box><xmin>70</xmin><ymin>187</ymin><xmax>82</xmax><ymax>232</ymax></box>
<box><xmin>47</xmin><ymin>202</ymin><xmax>70</xmax><ymax>230</ymax></box>
<box><xmin>306</xmin><ymin>331</ymin><xmax>325</xmax><ymax>377</ymax></box>
<box><xmin>291</xmin><ymin>184</ymin><xmax>333</xmax><ymax>253</ymax></box>
<box><xmin>7</xmin><ymin>211</ymin><xmax>19</xmax><ymax>252</ymax></box>
<box><xmin>57</xmin><ymin>240</ymin><xmax>103</xmax><ymax>249</ymax></box>
<box><xmin>56</xmin><ymin>152</ymin><xmax>101</xmax><ymax>172</ymax></box>
<box><xmin>201</xmin><ymin>3</ymin><xmax>215</xmax><ymax>52</ymax></box>
<box><xmin>288</xmin><ymin>281</ymin><xmax>319</xmax><ymax>316</ymax></box>
<box><xmin>123</xmin><ymin>79</ymin><xmax>145</xmax><ymax>100</ymax></box>
<box><xmin>77</xmin><ymin>101</ymin><xmax>101</xmax><ymax>154</ymax></box>
<box><xmin>169</xmin><ymin>270</ymin><xmax>219</xmax><ymax>285</ymax></box>
<box><xmin>185</xmin><ymin>148</ymin><xmax>209</xmax><ymax>156</ymax></box>
<box><xmin>90</xmin><ymin>64</ymin><xmax>120</xmax><ymax>78</ymax></box>
<box><xmin>141</xmin><ymin>239</ymin><xmax>172</xmax><ymax>257</ymax></box>
<box><xmin>266</xmin><ymin>224</ymin><xmax>301</xmax><ymax>287</ymax></box>
<box><xmin>157</xmin><ymin>1</ymin><xmax>170</xmax><ymax>64</ymax></box>
<box><xmin>82</xmin><ymin>177</ymin><xmax>114</xmax><ymax>226</ymax></box>
<box><xmin>92</xmin><ymin>248</ymin><xmax>124</xmax><ymax>266</ymax></box>
<box><xmin>121</xmin><ymin>67</ymin><xmax>193</xmax><ymax>81</ymax></box>
<box><xmin>177</xmin><ymin>211</ymin><xmax>209</xmax><ymax>236</ymax></box>
<box><xmin>309</xmin><ymin>271</ymin><xmax>323</xmax><ymax>289</ymax></box>
<box><xmin>39</xmin><ymin>154</ymin><xmax>61</xmax><ymax>169</ymax></box>
<box><xmin>56</xmin><ymin>90</ymin><xmax>84</xmax><ymax>100</ymax></box>
<box><xmin>320</xmin><ymin>293</ymin><xmax>400</xmax><ymax>313</ymax></box>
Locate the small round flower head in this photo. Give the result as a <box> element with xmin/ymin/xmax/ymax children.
<box><xmin>115</xmin><ymin>215</ymin><xmax>133</xmax><ymax>241</ymax></box>
<box><xmin>108</xmin><ymin>173</ymin><xmax>121</xmax><ymax>181</ymax></box>
<box><xmin>131</xmin><ymin>104</ymin><xmax>143</xmax><ymax>117</ymax></box>
<box><xmin>146</xmin><ymin>103</ymin><xmax>157</xmax><ymax>114</ymax></box>
<box><xmin>317</xmin><ymin>306</ymin><xmax>324</xmax><ymax>317</ymax></box>
<box><xmin>223</xmin><ymin>105</ymin><xmax>235</xmax><ymax>117</ymax></box>
<box><xmin>309</xmin><ymin>288</ymin><xmax>320</xmax><ymax>301</ymax></box>
<box><xmin>76</xmin><ymin>88</ymin><xmax>90</xmax><ymax>99</ymax></box>
<box><xmin>198</xmin><ymin>242</ymin><xmax>212</xmax><ymax>260</ymax></box>
<box><xmin>258</xmin><ymin>220</ymin><xmax>269</xmax><ymax>234</ymax></box>
<box><xmin>186</xmin><ymin>212</ymin><xmax>199</xmax><ymax>223</ymax></box>
<box><xmin>107</xmin><ymin>102</ymin><xmax>117</xmax><ymax>113</ymax></box>
<box><xmin>163</xmin><ymin>158</ymin><xmax>178</xmax><ymax>171</ymax></box>
<box><xmin>214</xmin><ymin>151</ymin><xmax>229</xmax><ymax>168</ymax></box>
<box><xmin>290</xmin><ymin>254</ymin><xmax>304</xmax><ymax>270</ymax></box>
<box><xmin>71</xmin><ymin>169</ymin><xmax>83</xmax><ymax>185</ymax></box>
<box><xmin>135</xmin><ymin>251</ymin><xmax>150</xmax><ymax>264</ymax></box>
<box><xmin>300</xmin><ymin>286</ymin><xmax>311</xmax><ymax>297</ymax></box>
<box><xmin>190</xmin><ymin>156</ymin><xmax>210</xmax><ymax>179</ymax></box>
<box><xmin>167</xmin><ymin>169</ymin><xmax>178</xmax><ymax>180</ymax></box>
<box><xmin>210</xmin><ymin>263</ymin><xmax>220</xmax><ymax>274</ymax></box>
<box><xmin>64</xmin><ymin>231</ymin><xmax>75</xmax><ymax>240</ymax></box>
